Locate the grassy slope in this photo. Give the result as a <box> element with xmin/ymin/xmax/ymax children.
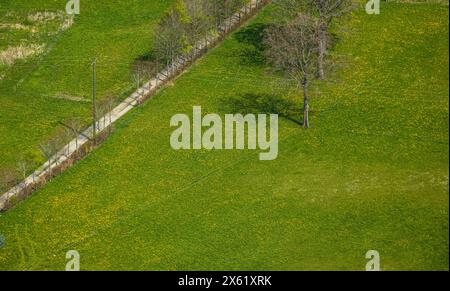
<box><xmin>0</xmin><ymin>2</ymin><xmax>448</xmax><ymax>270</ymax></box>
<box><xmin>0</xmin><ymin>0</ymin><xmax>175</xmax><ymax>170</ymax></box>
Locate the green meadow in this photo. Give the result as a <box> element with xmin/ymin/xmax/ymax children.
<box><xmin>0</xmin><ymin>2</ymin><xmax>448</xmax><ymax>270</ymax></box>
<box><xmin>0</xmin><ymin>0</ymin><xmax>175</xmax><ymax>171</ymax></box>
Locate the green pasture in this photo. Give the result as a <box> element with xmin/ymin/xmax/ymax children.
<box><xmin>0</xmin><ymin>2</ymin><xmax>448</xmax><ymax>270</ymax></box>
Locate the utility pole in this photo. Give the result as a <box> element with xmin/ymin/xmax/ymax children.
<box><xmin>92</xmin><ymin>58</ymin><xmax>97</xmax><ymax>143</ymax></box>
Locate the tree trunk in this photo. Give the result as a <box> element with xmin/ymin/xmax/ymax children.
<box><xmin>302</xmin><ymin>79</ymin><xmax>310</xmax><ymax>129</ymax></box>
<box><xmin>317</xmin><ymin>20</ymin><xmax>327</xmax><ymax>79</ymax></box>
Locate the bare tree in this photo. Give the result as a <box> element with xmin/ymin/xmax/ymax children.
<box><xmin>66</xmin><ymin>117</ymin><xmax>84</xmax><ymax>151</ymax></box>
<box><xmin>97</xmin><ymin>96</ymin><xmax>117</xmax><ymax>131</ymax></box>
<box><xmin>15</xmin><ymin>157</ymin><xmax>34</xmax><ymax>193</ymax></box>
<box><xmin>60</xmin><ymin>127</ymin><xmax>73</xmax><ymax>157</ymax></box>
<box><xmin>16</xmin><ymin>158</ymin><xmax>30</xmax><ymax>181</ymax></box>
<box><xmin>265</xmin><ymin>14</ymin><xmax>319</xmax><ymax>128</ymax></box>
<box><xmin>308</xmin><ymin>0</ymin><xmax>353</xmax><ymax>78</ymax></box>
<box><xmin>51</xmin><ymin>135</ymin><xmax>64</xmax><ymax>174</ymax></box>
<box><xmin>39</xmin><ymin>142</ymin><xmax>54</xmax><ymax>167</ymax></box>
<box><xmin>274</xmin><ymin>0</ymin><xmax>353</xmax><ymax>78</ymax></box>
<box><xmin>97</xmin><ymin>98</ymin><xmax>107</xmax><ymax>129</ymax></box>
<box><xmin>39</xmin><ymin>135</ymin><xmax>61</xmax><ymax>176</ymax></box>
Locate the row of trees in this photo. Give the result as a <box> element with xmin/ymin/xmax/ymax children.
<box><xmin>265</xmin><ymin>0</ymin><xmax>353</xmax><ymax>128</ymax></box>
<box><xmin>0</xmin><ymin>96</ymin><xmax>116</xmax><ymax>194</ymax></box>
<box><xmin>0</xmin><ymin>0</ymin><xmax>258</xmax><ymax>196</ymax></box>
<box><xmin>153</xmin><ymin>0</ymin><xmax>249</xmax><ymax>69</ymax></box>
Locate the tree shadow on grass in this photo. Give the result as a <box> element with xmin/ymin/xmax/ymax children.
<box><xmin>221</xmin><ymin>93</ymin><xmax>303</xmax><ymax>126</ymax></box>
<box><xmin>234</xmin><ymin>23</ymin><xmax>273</xmax><ymax>66</ymax></box>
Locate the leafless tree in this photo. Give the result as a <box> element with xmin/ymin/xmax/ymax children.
<box><xmin>66</xmin><ymin>117</ymin><xmax>84</xmax><ymax>151</ymax></box>
<box><xmin>60</xmin><ymin>127</ymin><xmax>73</xmax><ymax>157</ymax></box>
<box><xmin>39</xmin><ymin>142</ymin><xmax>54</xmax><ymax>166</ymax></box>
<box><xmin>274</xmin><ymin>0</ymin><xmax>353</xmax><ymax>78</ymax></box>
<box><xmin>308</xmin><ymin>0</ymin><xmax>353</xmax><ymax>78</ymax></box>
<box><xmin>132</xmin><ymin>59</ymin><xmax>160</xmax><ymax>105</ymax></box>
<box><xmin>97</xmin><ymin>96</ymin><xmax>116</xmax><ymax>131</ymax></box>
<box><xmin>51</xmin><ymin>135</ymin><xmax>64</xmax><ymax>174</ymax></box>
<box><xmin>264</xmin><ymin>14</ymin><xmax>319</xmax><ymax>128</ymax></box>
<box><xmin>16</xmin><ymin>158</ymin><xmax>30</xmax><ymax>181</ymax></box>
<box><xmin>39</xmin><ymin>134</ymin><xmax>62</xmax><ymax>176</ymax></box>
<box><xmin>15</xmin><ymin>157</ymin><xmax>34</xmax><ymax>192</ymax></box>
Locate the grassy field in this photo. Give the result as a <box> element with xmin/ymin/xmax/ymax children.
<box><xmin>0</xmin><ymin>0</ymin><xmax>175</xmax><ymax>171</ymax></box>
<box><xmin>0</xmin><ymin>2</ymin><xmax>448</xmax><ymax>270</ymax></box>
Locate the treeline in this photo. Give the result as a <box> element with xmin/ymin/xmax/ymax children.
<box><xmin>0</xmin><ymin>96</ymin><xmax>116</xmax><ymax>198</ymax></box>
<box><xmin>0</xmin><ymin>0</ymin><xmax>265</xmax><ymax>201</ymax></box>
<box><xmin>152</xmin><ymin>0</ymin><xmax>250</xmax><ymax>69</ymax></box>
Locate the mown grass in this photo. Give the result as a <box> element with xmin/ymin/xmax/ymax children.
<box><xmin>0</xmin><ymin>0</ymin><xmax>175</xmax><ymax>170</ymax></box>
<box><xmin>0</xmin><ymin>2</ymin><xmax>448</xmax><ymax>270</ymax></box>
